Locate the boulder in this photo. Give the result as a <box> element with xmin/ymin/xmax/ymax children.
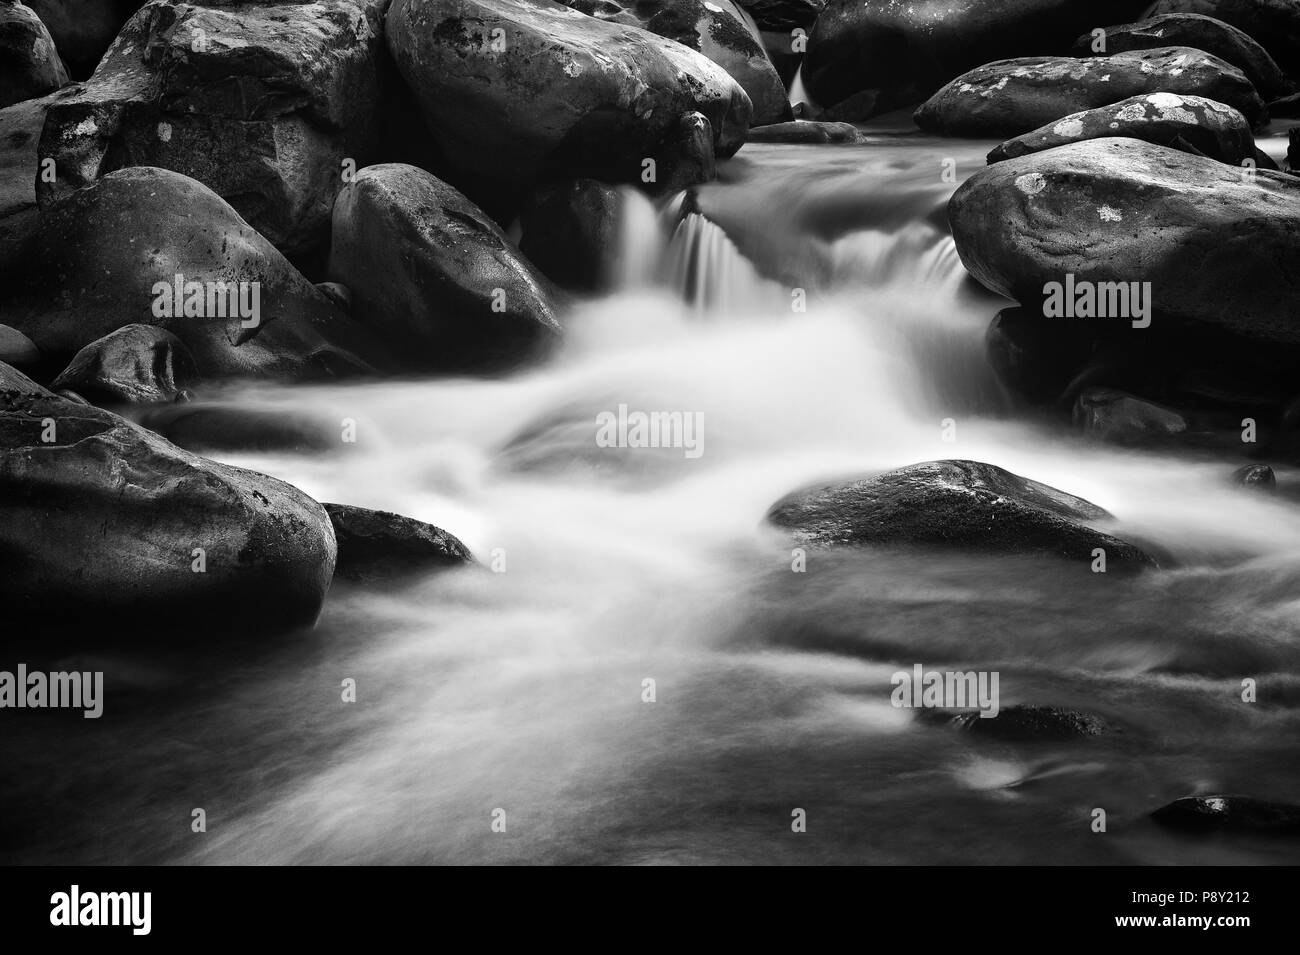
<box><xmin>520</xmin><ymin>179</ymin><xmax>624</xmax><ymax>293</ymax></box>
<box><xmin>1146</xmin><ymin>0</ymin><xmax>1300</xmax><ymax>79</ymax></box>
<box><xmin>948</xmin><ymin>138</ymin><xmax>1300</xmax><ymax>345</ymax></box>
<box><xmin>328</xmin><ymin>163</ymin><xmax>561</xmax><ymax>372</ymax></box>
<box><xmin>0</xmin><ymin>364</ymin><xmax>337</xmax><ymax>638</ymax></box>
<box><xmin>561</xmin><ymin>0</ymin><xmax>789</xmax><ymax>125</ymax></box>
<box><xmin>323</xmin><ymin>503</ymin><xmax>474</xmax><ymax>582</ymax></box>
<box><xmin>1080</xmin><ymin>13</ymin><xmax>1292</xmax><ymax>99</ymax></box>
<box><xmin>1073</xmin><ymin>387</ymin><xmax>1189</xmax><ymax>443</ymax></box>
<box><xmin>384</xmin><ymin>0</ymin><xmax>751</xmax><ymax>204</ymax></box>
<box><xmin>2</xmin><ymin>166</ymin><xmax>391</xmax><ymax>381</ymax></box>
<box><xmin>0</xmin><ymin>90</ymin><xmax>63</xmax><ymax>270</ymax></box>
<box><xmin>915</xmin><ymin>48</ymin><xmax>1266</xmax><ymax>137</ymax></box>
<box><xmin>804</xmin><ymin>0</ymin><xmax>1150</xmax><ymax>119</ymax></box>
<box><xmin>766</xmin><ymin>459</ymin><xmax>1157</xmax><ymax>568</ymax></box>
<box><xmin>0</xmin><ymin>324</ymin><xmax>38</xmax><ymax>368</ymax></box>
<box><xmin>51</xmin><ymin>324</ymin><xmax>196</xmax><ymax>404</ymax></box>
<box><xmin>1152</xmin><ymin>794</ymin><xmax>1300</xmax><ymax>832</ymax></box>
<box><xmin>747</xmin><ymin>120</ymin><xmax>862</xmax><ymax>143</ymax></box>
<box><xmin>988</xmin><ymin>93</ymin><xmax>1257</xmax><ymax>165</ymax></box>
<box><xmin>24</xmin><ymin>1</ymin><xmax>144</xmax><ymax>78</ymax></box>
<box><xmin>0</xmin><ymin>1</ymin><xmax>68</xmax><ymax>108</ymax></box>
<box><xmin>36</xmin><ymin>0</ymin><xmax>391</xmax><ymax>256</ymax></box>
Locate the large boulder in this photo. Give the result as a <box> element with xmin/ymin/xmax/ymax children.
<box><xmin>766</xmin><ymin>459</ymin><xmax>1156</xmax><ymax>568</ymax></box>
<box><xmin>1081</xmin><ymin>13</ymin><xmax>1292</xmax><ymax>99</ymax></box>
<box><xmin>948</xmin><ymin>138</ymin><xmax>1300</xmax><ymax>345</ymax></box>
<box><xmin>1146</xmin><ymin>0</ymin><xmax>1300</xmax><ymax>79</ymax></box>
<box><xmin>987</xmin><ymin>93</ymin><xmax>1257</xmax><ymax>165</ymax></box>
<box><xmin>561</xmin><ymin>0</ymin><xmax>790</xmax><ymax>125</ymax></box>
<box><xmin>323</xmin><ymin>503</ymin><xmax>475</xmax><ymax>582</ymax></box>
<box><xmin>328</xmin><ymin>163</ymin><xmax>561</xmax><ymax>372</ymax></box>
<box><xmin>35</xmin><ymin>0</ymin><xmax>390</xmax><ymax>256</ymax></box>
<box><xmin>804</xmin><ymin>0</ymin><xmax>1150</xmax><ymax>119</ymax></box>
<box><xmin>385</xmin><ymin>0</ymin><xmax>751</xmax><ymax>205</ymax></box>
<box><xmin>51</xmin><ymin>324</ymin><xmax>197</xmax><ymax>404</ymax></box>
<box><xmin>3</xmin><ymin>166</ymin><xmax>390</xmax><ymax>380</ymax></box>
<box><xmin>24</xmin><ymin>1</ymin><xmax>144</xmax><ymax>78</ymax></box>
<box><xmin>0</xmin><ymin>364</ymin><xmax>337</xmax><ymax>638</ymax></box>
<box><xmin>915</xmin><ymin>48</ymin><xmax>1266</xmax><ymax>137</ymax></box>
<box><xmin>0</xmin><ymin>1</ymin><xmax>68</xmax><ymax>108</ymax></box>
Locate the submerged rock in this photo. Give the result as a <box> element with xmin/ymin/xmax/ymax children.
<box><xmin>324</xmin><ymin>503</ymin><xmax>475</xmax><ymax>582</ymax></box>
<box><xmin>328</xmin><ymin>163</ymin><xmax>561</xmax><ymax>372</ymax></box>
<box><xmin>0</xmin><ymin>363</ymin><xmax>336</xmax><ymax>638</ymax></box>
<box><xmin>1152</xmin><ymin>794</ymin><xmax>1300</xmax><ymax>832</ymax></box>
<box><xmin>988</xmin><ymin>93</ymin><xmax>1257</xmax><ymax>166</ymax></box>
<box><xmin>942</xmin><ymin>705</ymin><xmax>1110</xmax><ymax>741</ymax></box>
<box><xmin>1232</xmin><ymin>463</ymin><xmax>1276</xmax><ymax>489</ymax></box>
<box><xmin>766</xmin><ymin>459</ymin><xmax>1156</xmax><ymax>568</ymax></box>
<box><xmin>915</xmin><ymin>48</ymin><xmax>1265</xmax><ymax>138</ymax></box>
<box><xmin>747</xmin><ymin>120</ymin><xmax>862</xmax><ymax>143</ymax></box>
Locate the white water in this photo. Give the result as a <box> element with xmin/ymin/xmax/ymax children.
<box><xmin>9</xmin><ymin>128</ymin><xmax>1300</xmax><ymax>866</ymax></box>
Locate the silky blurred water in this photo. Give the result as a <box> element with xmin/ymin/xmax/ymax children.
<box><xmin>4</xmin><ymin>126</ymin><xmax>1300</xmax><ymax>865</ymax></box>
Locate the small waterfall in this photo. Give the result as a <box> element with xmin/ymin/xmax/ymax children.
<box><xmin>610</xmin><ymin>189</ymin><xmax>779</xmax><ymax>313</ymax></box>
<box><xmin>661</xmin><ymin>211</ymin><xmax>774</xmax><ymax>312</ymax></box>
<box><xmin>612</xmin><ymin>186</ymin><xmax>661</xmax><ymax>289</ymax></box>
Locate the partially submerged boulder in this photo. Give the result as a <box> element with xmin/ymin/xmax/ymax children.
<box><xmin>0</xmin><ymin>364</ymin><xmax>337</xmax><ymax>638</ymax></box>
<box><xmin>766</xmin><ymin>459</ymin><xmax>1156</xmax><ymax>568</ymax></box>
<box><xmin>324</xmin><ymin>503</ymin><xmax>475</xmax><ymax>582</ymax></box>
<box><xmin>949</xmin><ymin>138</ymin><xmax>1300</xmax><ymax>345</ymax></box>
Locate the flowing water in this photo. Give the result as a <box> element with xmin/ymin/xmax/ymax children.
<box><xmin>6</xmin><ymin>122</ymin><xmax>1300</xmax><ymax>865</ymax></box>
